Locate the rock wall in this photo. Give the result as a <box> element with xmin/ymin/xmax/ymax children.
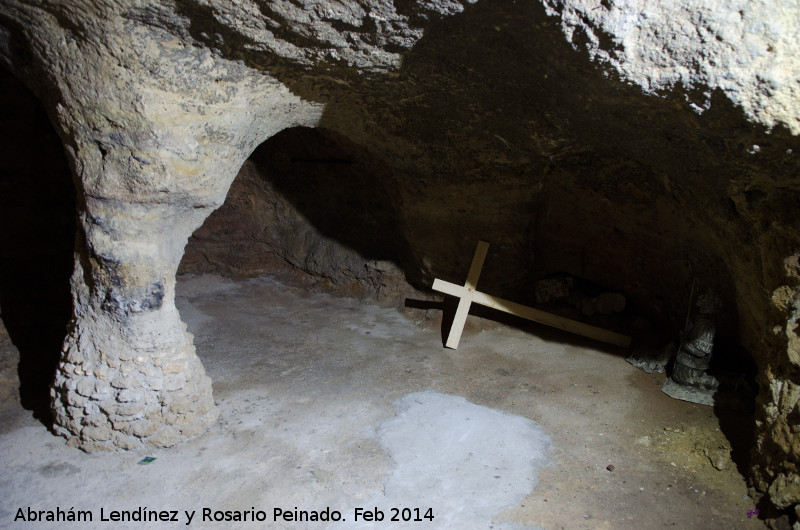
<box><xmin>179</xmin><ymin>127</ymin><xmax>411</xmax><ymax>298</ymax></box>
<box><xmin>1</xmin><ymin>0</ymin><xmax>799</xmax><ymax>522</ymax></box>
<box><xmin>541</xmin><ymin>0</ymin><xmax>800</xmax><ymax>135</ymax></box>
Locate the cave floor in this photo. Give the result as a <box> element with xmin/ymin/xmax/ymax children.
<box><xmin>0</xmin><ymin>274</ymin><xmax>764</xmax><ymax>529</ymax></box>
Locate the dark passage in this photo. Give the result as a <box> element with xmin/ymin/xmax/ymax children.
<box><xmin>0</xmin><ymin>68</ymin><xmax>75</xmax><ymax>426</ymax></box>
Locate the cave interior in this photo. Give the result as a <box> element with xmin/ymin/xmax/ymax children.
<box><xmin>1</xmin><ymin>0</ymin><xmax>799</xmax><ymax>527</ymax></box>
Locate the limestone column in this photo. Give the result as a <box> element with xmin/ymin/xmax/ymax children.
<box><xmin>51</xmin><ymin>200</ymin><xmax>223</xmax><ymax>450</ymax></box>
<box><xmin>0</xmin><ymin>2</ymin><xmax>323</xmax><ymax>450</ymax></box>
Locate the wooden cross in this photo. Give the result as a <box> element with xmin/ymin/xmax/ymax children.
<box><xmin>432</xmin><ymin>241</ymin><xmax>632</xmax><ymax>349</ymax></box>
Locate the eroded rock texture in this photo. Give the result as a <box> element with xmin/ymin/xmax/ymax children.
<box><xmin>542</xmin><ymin>0</ymin><xmax>800</xmax><ymax>134</ymax></box>
<box><xmin>1</xmin><ymin>0</ymin><xmax>799</xmax><ymax>522</ymax></box>
<box><xmin>0</xmin><ymin>0</ymin><xmax>323</xmax><ymax>450</ymax></box>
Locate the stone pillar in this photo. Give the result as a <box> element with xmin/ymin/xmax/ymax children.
<box><xmin>0</xmin><ymin>1</ymin><xmax>324</xmax><ymax>450</ymax></box>
<box><xmin>50</xmin><ymin>199</ymin><xmax>221</xmax><ymax>451</ymax></box>
<box><xmin>46</xmin><ymin>78</ymin><xmax>322</xmax><ymax>450</ymax></box>
<box><xmin>42</xmin><ymin>74</ymin><xmax>322</xmax><ymax>450</ymax></box>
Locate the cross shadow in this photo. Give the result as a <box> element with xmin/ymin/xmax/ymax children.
<box><xmin>403</xmin><ymin>297</ymin><xmax>458</xmax><ymax>347</ymax></box>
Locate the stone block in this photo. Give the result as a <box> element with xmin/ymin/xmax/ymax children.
<box><xmin>771</xmin><ymin>379</ymin><xmax>785</xmax><ymax>403</ymax></box>
<box><xmin>112</xmin><ymin>432</ymin><xmax>141</xmax><ymax>450</ymax></box>
<box><xmin>769</xmin><ymin>473</ymin><xmax>800</xmax><ymax>509</ymax></box>
<box><xmin>148</xmin><ymin>426</ymin><xmax>181</xmax><ymax>448</ymax></box>
<box><xmin>81</xmin><ymin>425</ymin><xmax>112</xmax><ymax>441</ymax></box>
<box><xmin>163</xmin><ymin>373</ymin><xmax>187</xmax><ymax>392</ymax></box>
<box><xmin>124</xmin><ymin>419</ymin><xmax>159</xmax><ymax>438</ymax></box>
<box><xmin>79</xmin><ymin>440</ymin><xmax>115</xmax><ymax>452</ymax></box>
<box><xmin>120</xmin><ymin>362</ymin><xmax>136</xmax><ymax>377</ymax></box>
<box><xmin>66</xmin><ymin>390</ymin><xmax>86</xmax><ymax>408</ymax></box>
<box><xmin>193</xmin><ymin>393</ymin><xmax>215</xmax><ymax>416</ymax></box>
<box><xmin>64</xmin><ymin>348</ymin><xmax>83</xmax><ymax>365</ymax></box>
<box><xmin>779</xmin><ymin>381</ymin><xmax>800</xmax><ymax>415</ymax></box>
<box><xmin>65</xmin><ymin>414</ymin><xmax>84</xmax><ymax>435</ymax></box>
<box><xmin>111</xmin><ymin>373</ymin><xmax>143</xmax><ymax>389</ymax></box>
<box><xmin>143</xmin><ymin>402</ymin><xmax>162</xmax><ymax>418</ymax></box>
<box><xmin>94</xmin><ymin>378</ymin><xmax>111</xmax><ymax>393</ymax></box>
<box><xmin>162</xmin><ymin>359</ymin><xmax>188</xmax><ymax>374</ymax></box>
<box><xmin>145</xmin><ymin>375</ymin><xmax>163</xmax><ymax>390</ymax></box>
<box><xmin>91</xmin><ymin>380</ymin><xmax>112</xmax><ymax>401</ymax></box>
<box><xmin>117</xmin><ymin>388</ymin><xmax>144</xmax><ymax>403</ymax></box>
<box><xmin>94</xmin><ymin>365</ymin><xmax>111</xmax><ymax>381</ymax></box>
<box><xmin>767</xmin><ymin>404</ymin><xmax>780</xmax><ymax>422</ymax></box>
<box><xmin>174</xmin><ymin>413</ymin><xmax>193</xmax><ymax>427</ymax></box>
<box><xmin>115</xmin><ymin>400</ymin><xmax>145</xmax><ymax>417</ymax></box>
<box><xmin>179</xmin><ymin>418</ymin><xmax>207</xmax><ymax>438</ymax></box>
<box><xmin>534</xmin><ymin>276</ymin><xmax>573</xmax><ymax>304</ymax></box>
<box><xmin>99</xmin><ymin>398</ymin><xmax>118</xmax><ymax>415</ymax></box>
<box><xmin>169</xmin><ymin>396</ymin><xmax>192</xmax><ymax>414</ymax></box>
<box><xmin>52</xmin><ymin>423</ymin><xmax>70</xmax><ymax>439</ymax></box>
<box><xmin>110</xmin><ymin>418</ymin><xmax>132</xmax><ymax>431</ymax></box>
<box><xmin>203</xmin><ymin>406</ymin><xmax>221</xmax><ymax>426</ymax></box>
<box><xmin>52</xmin><ymin>407</ymin><xmax>68</xmax><ymax>425</ymax></box>
<box><xmin>66</xmin><ymin>403</ymin><xmax>85</xmax><ymax>417</ymax></box>
<box><xmin>139</xmin><ymin>363</ymin><xmax>159</xmax><ymax>377</ymax></box>
<box><xmin>170</xmin><ymin>381</ymin><xmax>195</xmax><ymax>398</ymax></box>
<box><xmin>84</xmin><ymin>414</ymin><xmax>110</xmax><ymax>428</ymax></box>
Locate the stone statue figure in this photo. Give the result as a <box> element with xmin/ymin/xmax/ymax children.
<box><xmin>672</xmin><ymin>290</ymin><xmax>720</xmax><ymax>390</ymax></box>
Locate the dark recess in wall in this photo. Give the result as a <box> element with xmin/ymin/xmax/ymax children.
<box><xmin>180</xmin><ymin>126</ymin><xmax>418</xmax><ymax>294</ymax></box>
<box><xmin>0</xmin><ymin>67</ymin><xmax>75</xmax><ymax>427</ymax></box>
<box><xmin>253</xmin><ymin>126</ymin><xmax>412</xmax><ymax>266</ymax></box>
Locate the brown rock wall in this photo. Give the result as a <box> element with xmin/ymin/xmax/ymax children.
<box><xmin>180</xmin><ymin>1</ymin><xmax>800</xmax><ymax>518</ymax></box>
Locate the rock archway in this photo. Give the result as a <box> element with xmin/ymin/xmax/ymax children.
<box><xmin>180</xmin><ymin>126</ymin><xmax>415</xmax><ymax>297</ymax></box>
<box><xmin>0</xmin><ymin>2</ymin><xmax>324</xmax><ymax>451</ymax></box>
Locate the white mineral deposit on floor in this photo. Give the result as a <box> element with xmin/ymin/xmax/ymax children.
<box><xmin>0</xmin><ymin>274</ymin><xmax>764</xmax><ymax>529</ymax></box>
<box><xmin>340</xmin><ymin>391</ymin><xmax>550</xmax><ymax>529</ymax></box>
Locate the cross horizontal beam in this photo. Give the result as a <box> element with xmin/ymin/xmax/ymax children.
<box><xmin>432</xmin><ymin>241</ymin><xmax>632</xmax><ymax>349</ymax></box>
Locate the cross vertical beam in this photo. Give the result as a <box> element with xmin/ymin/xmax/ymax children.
<box><xmin>440</xmin><ymin>240</ymin><xmax>489</xmax><ymax>348</ymax></box>
<box><xmin>432</xmin><ymin>241</ymin><xmax>632</xmax><ymax>349</ymax></box>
